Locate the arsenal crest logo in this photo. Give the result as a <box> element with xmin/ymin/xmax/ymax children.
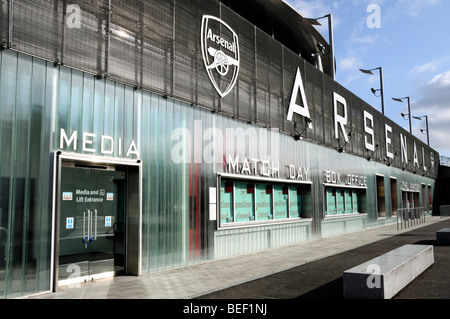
<box><xmin>201</xmin><ymin>15</ymin><xmax>240</xmax><ymax>98</ymax></box>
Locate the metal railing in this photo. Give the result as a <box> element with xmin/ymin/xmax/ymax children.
<box><xmin>440</xmin><ymin>205</ymin><xmax>450</xmax><ymax>217</ymax></box>
<box><xmin>396</xmin><ymin>207</ymin><xmax>425</xmax><ymax>230</ymax></box>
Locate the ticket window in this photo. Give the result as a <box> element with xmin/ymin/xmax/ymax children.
<box><xmin>273</xmin><ymin>185</ymin><xmax>289</xmax><ymax>219</ymax></box>
<box><xmin>344</xmin><ymin>190</ymin><xmax>353</xmax><ymax>214</ymax></box>
<box><xmin>376</xmin><ymin>175</ymin><xmax>386</xmax><ymax>218</ymax></box>
<box><xmin>288</xmin><ymin>185</ymin><xmax>301</xmax><ymax>218</ymax></box>
<box><xmin>428</xmin><ymin>185</ymin><xmax>433</xmax><ymax>212</ymax></box>
<box><xmin>219</xmin><ymin>179</ymin><xmax>312</xmax><ymax>225</ymax></box>
<box><xmin>326</xmin><ymin>189</ymin><xmax>337</xmax><ymax>215</ymax></box>
<box><xmin>390</xmin><ymin>179</ymin><xmax>398</xmax><ymax>216</ymax></box>
<box><xmin>220</xmin><ymin>181</ymin><xmax>234</xmax><ymax>224</ymax></box>
<box><xmin>255</xmin><ymin>184</ymin><xmax>273</xmax><ymax>221</ymax></box>
<box><xmin>234</xmin><ymin>182</ymin><xmax>255</xmax><ymax>222</ymax></box>
<box><xmin>351</xmin><ymin>190</ymin><xmax>359</xmax><ymax>213</ymax></box>
<box><xmin>325</xmin><ymin>187</ymin><xmax>366</xmax><ymax>216</ymax></box>
<box><xmin>336</xmin><ymin>190</ymin><xmax>345</xmax><ymax>214</ymax></box>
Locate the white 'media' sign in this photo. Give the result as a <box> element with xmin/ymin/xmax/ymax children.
<box><xmin>59</xmin><ymin>128</ymin><xmax>139</xmax><ymax>157</ymax></box>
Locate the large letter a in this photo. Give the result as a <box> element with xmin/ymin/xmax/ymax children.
<box><xmin>287</xmin><ymin>67</ymin><xmax>311</xmax><ymax>127</ymax></box>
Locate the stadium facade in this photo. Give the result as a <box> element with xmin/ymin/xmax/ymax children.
<box><xmin>0</xmin><ymin>0</ymin><xmax>439</xmax><ymax>297</ymax></box>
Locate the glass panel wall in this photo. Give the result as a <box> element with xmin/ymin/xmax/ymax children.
<box><xmin>0</xmin><ymin>51</ymin><xmax>53</xmax><ymax>298</ymax></box>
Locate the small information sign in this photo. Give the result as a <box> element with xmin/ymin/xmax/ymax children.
<box><xmin>66</xmin><ymin>217</ymin><xmax>74</xmax><ymax>229</ymax></box>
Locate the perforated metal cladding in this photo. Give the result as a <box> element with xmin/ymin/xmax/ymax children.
<box><xmin>65</xmin><ymin>0</ymin><xmax>109</xmax><ymax>74</ymax></box>
<box><xmin>12</xmin><ymin>1</ymin><xmax>64</xmax><ymax>63</ymax></box>
<box><xmin>222</xmin><ymin>5</ymin><xmax>255</xmax><ymax>121</ymax></box>
<box><xmin>0</xmin><ymin>0</ymin><xmax>9</xmax><ymax>47</ymax></box>
<box><xmin>1</xmin><ymin>0</ymin><xmax>437</xmax><ymax>175</ymax></box>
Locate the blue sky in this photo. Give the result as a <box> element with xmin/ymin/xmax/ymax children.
<box><xmin>285</xmin><ymin>0</ymin><xmax>450</xmax><ymax>159</ymax></box>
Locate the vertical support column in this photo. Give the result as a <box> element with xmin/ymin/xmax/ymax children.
<box><xmin>126</xmin><ymin>164</ymin><xmax>142</xmax><ymax>276</ymax></box>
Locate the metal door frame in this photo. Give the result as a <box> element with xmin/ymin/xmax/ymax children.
<box><xmin>51</xmin><ymin>152</ymin><xmax>142</xmax><ymax>291</ymax></box>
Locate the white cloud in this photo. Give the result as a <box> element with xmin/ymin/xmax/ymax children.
<box><xmin>413</xmin><ymin>69</ymin><xmax>450</xmax><ymax>155</ymax></box>
<box><xmin>410</xmin><ymin>61</ymin><xmax>438</xmax><ymax>75</ymax></box>
<box><xmin>429</xmin><ymin>70</ymin><xmax>450</xmax><ymax>87</ymax></box>
<box><xmin>416</xmin><ymin>70</ymin><xmax>450</xmax><ymax>109</ymax></box>
<box><xmin>286</xmin><ymin>0</ymin><xmax>343</xmax><ymax>32</ymax></box>
<box><xmin>286</xmin><ymin>0</ymin><xmax>332</xmax><ymax>19</ymax></box>
<box><xmin>409</xmin><ymin>56</ymin><xmax>450</xmax><ymax>77</ymax></box>
<box><xmin>339</xmin><ymin>56</ymin><xmax>364</xmax><ymax>71</ymax></box>
<box><xmin>396</xmin><ymin>0</ymin><xmax>442</xmax><ymax>17</ymax></box>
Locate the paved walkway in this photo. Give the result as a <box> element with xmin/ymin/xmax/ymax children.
<box><xmin>28</xmin><ymin>216</ymin><xmax>448</xmax><ymax>299</ymax></box>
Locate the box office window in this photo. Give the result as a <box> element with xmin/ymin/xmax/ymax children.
<box><xmin>234</xmin><ymin>182</ymin><xmax>256</xmax><ymax>222</ymax></box>
<box><xmin>220</xmin><ymin>181</ymin><xmax>234</xmax><ymax>223</ymax></box>
<box><xmin>273</xmin><ymin>185</ymin><xmax>289</xmax><ymax>219</ymax></box>
<box><xmin>376</xmin><ymin>175</ymin><xmax>386</xmax><ymax>218</ymax></box>
<box><xmin>325</xmin><ymin>187</ymin><xmax>366</xmax><ymax>216</ymax></box>
<box><xmin>428</xmin><ymin>185</ymin><xmax>433</xmax><ymax>212</ymax></box>
<box><xmin>220</xmin><ymin>179</ymin><xmax>312</xmax><ymax>226</ymax></box>
<box><xmin>391</xmin><ymin>178</ymin><xmax>398</xmax><ymax>216</ymax></box>
<box><xmin>401</xmin><ymin>191</ymin><xmax>419</xmax><ymax>209</ymax></box>
<box><xmin>255</xmin><ymin>184</ymin><xmax>273</xmax><ymax>221</ymax></box>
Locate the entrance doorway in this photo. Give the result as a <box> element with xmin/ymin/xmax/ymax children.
<box><xmin>53</xmin><ymin>154</ymin><xmax>141</xmax><ymax>290</ymax></box>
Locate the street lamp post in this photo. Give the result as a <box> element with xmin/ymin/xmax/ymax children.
<box><xmin>360</xmin><ymin>67</ymin><xmax>385</xmax><ymax>115</ymax></box>
<box><xmin>413</xmin><ymin>115</ymin><xmax>430</xmax><ymax>146</ymax></box>
<box><xmin>306</xmin><ymin>14</ymin><xmax>335</xmax><ymax>80</ymax></box>
<box><xmin>392</xmin><ymin>96</ymin><xmax>412</xmax><ymax>134</ymax></box>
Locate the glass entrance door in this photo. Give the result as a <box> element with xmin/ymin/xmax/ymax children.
<box><xmin>58</xmin><ymin>165</ymin><xmax>126</xmax><ymax>286</ymax></box>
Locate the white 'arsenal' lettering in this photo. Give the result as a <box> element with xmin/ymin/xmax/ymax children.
<box><xmin>206</xmin><ymin>29</ymin><xmax>236</xmax><ymax>54</ymax></box>
<box><xmin>286</xmin><ymin>67</ymin><xmax>434</xmax><ymax>169</ymax></box>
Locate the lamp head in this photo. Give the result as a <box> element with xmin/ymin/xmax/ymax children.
<box><xmin>359</xmin><ymin>69</ymin><xmax>374</xmax><ymax>75</ymax></box>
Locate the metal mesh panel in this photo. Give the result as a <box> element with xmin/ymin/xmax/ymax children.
<box><xmin>12</xmin><ymin>0</ymin><xmax>64</xmax><ymax>63</ymax></box>
<box><xmin>219</xmin><ymin>4</ymin><xmax>242</xmax><ymax>118</ymax></box>
<box><xmin>255</xmin><ymin>28</ymin><xmax>270</xmax><ymax>126</ymax></box>
<box><xmin>335</xmin><ymin>85</ymin><xmax>354</xmax><ymax>154</ymax></box>
<box><xmin>322</xmin><ymin>75</ymin><xmax>338</xmax><ymax>148</ymax></box>
<box><xmin>0</xmin><ymin>0</ymin><xmax>9</xmax><ymax>48</ymax></box>
<box><xmin>281</xmin><ymin>48</ymin><xmax>303</xmax><ymax>135</ymax></box>
<box><xmin>350</xmin><ymin>96</ymin><xmax>365</xmax><ymax>158</ymax></box>
<box><xmin>305</xmin><ymin>60</ymin><xmax>324</xmax><ymax>144</ymax></box>
<box><xmin>109</xmin><ymin>0</ymin><xmax>177</xmax><ymax>95</ymax></box>
<box><xmin>64</xmin><ymin>0</ymin><xmax>109</xmax><ymax>75</ymax></box>
<box><xmin>373</xmin><ymin>107</ymin><xmax>385</xmax><ymax>161</ymax></box>
<box><xmin>222</xmin><ymin>5</ymin><xmax>255</xmax><ymax>121</ymax></box>
<box><xmin>173</xmin><ymin>0</ymin><xmax>200</xmax><ymax>104</ymax></box>
<box><xmin>268</xmin><ymin>38</ymin><xmax>284</xmax><ymax>130</ymax></box>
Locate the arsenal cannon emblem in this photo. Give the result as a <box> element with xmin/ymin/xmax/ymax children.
<box><xmin>201</xmin><ymin>15</ymin><xmax>240</xmax><ymax>98</ymax></box>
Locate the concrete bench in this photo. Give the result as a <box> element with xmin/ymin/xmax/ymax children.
<box><xmin>343</xmin><ymin>244</ymin><xmax>434</xmax><ymax>299</ymax></box>
<box><xmin>436</xmin><ymin>228</ymin><xmax>450</xmax><ymax>244</ymax></box>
